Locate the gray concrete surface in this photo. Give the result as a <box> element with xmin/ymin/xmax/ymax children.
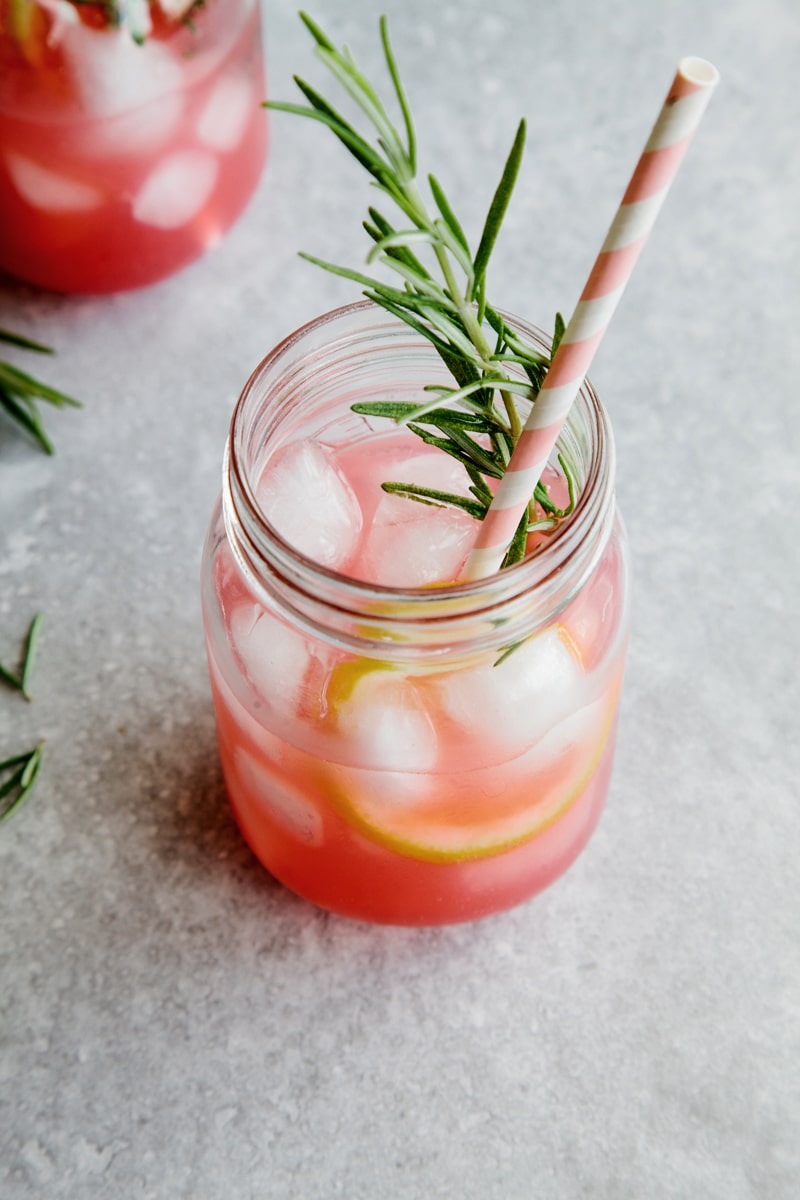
<box><xmin>1</xmin><ymin>1</ymin><xmax>797</xmax><ymax>1196</ymax></box>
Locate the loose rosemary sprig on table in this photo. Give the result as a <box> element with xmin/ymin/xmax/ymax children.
<box><xmin>266</xmin><ymin>12</ymin><xmax>575</xmax><ymax>567</ymax></box>
<box><xmin>1</xmin><ymin>614</ymin><xmax>45</xmax><ymax>823</ymax></box>
<box><xmin>0</xmin><ymin>329</ymin><xmax>81</xmax><ymax>454</ymax></box>
<box><xmin>0</xmin><ymin>742</ymin><xmax>44</xmax><ymax>824</ymax></box>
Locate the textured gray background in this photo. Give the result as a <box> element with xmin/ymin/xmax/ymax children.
<box><xmin>1</xmin><ymin>1</ymin><xmax>798</xmax><ymax>1197</ymax></box>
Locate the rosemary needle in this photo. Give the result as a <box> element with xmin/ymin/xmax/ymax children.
<box><xmin>0</xmin><ymin>612</ymin><xmax>43</xmax><ymax>701</ymax></box>
<box><xmin>0</xmin><ymin>742</ymin><xmax>45</xmax><ymax>824</ymax></box>
<box><xmin>0</xmin><ymin>616</ymin><xmax>46</xmax><ymax>822</ymax></box>
<box><xmin>266</xmin><ymin>13</ymin><xmax>576</xmax><ymax>566</ymax></box>
<box><xmin>20</xmin><ymin>611</ymin><xmax>44</xmax><ymax>701</ymax></box>
<box><xmin>0</xmin><ymin>330</ymin><xmax>81</xmax><ymax>455</ymax></box>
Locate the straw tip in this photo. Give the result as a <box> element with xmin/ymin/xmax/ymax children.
<box><xmin>678</xmin><ymin>57</ymin><xmax>720</xmax><ymax>88</ymax></box>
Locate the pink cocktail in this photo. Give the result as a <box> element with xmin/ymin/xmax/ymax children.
<box><xmin>201</xmin><ymin>304</ymin><xmax>631</xmax><ymax>925</ymax></box>
<box><xmin>0</xmin><ymin>0</ymin><xmax>267</xmax><ymax>293</ymax></box>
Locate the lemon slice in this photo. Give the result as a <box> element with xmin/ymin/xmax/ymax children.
<box><xmin>321</xmin><ymin>685</ymin><xmax>618</xmax><ymax>862</ymax></box>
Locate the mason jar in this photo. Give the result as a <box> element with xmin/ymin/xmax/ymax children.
<box><xmin>0</xmin><ymin>0</ymin><xmax>266</xmax><ymax>293</ymax></box>
<box><xmin>201</xmin><ymin>301</ymin><xmax>631</xmax><ymax>925</ymax></box>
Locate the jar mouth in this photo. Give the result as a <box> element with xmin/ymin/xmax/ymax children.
<box><xmin>226</xmin><ymin>300</ymin><xmax>616</xmax><ymax>650</ymax></box>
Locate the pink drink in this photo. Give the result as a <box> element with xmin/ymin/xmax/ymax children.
<box><xmin>202</xmin><ymin>305</ymin><xmax>631</xmax><ymax>925</ymax></box>
<box><xmin>0</xmin><ymin>0</ymin><xmax>266</xmax><ymax>293</ymax></box>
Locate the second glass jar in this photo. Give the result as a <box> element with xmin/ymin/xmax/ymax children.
<box><xmin>0</xmin><ymin>0</ymin><xmax>267</xmax><ymax>293</ymax></box>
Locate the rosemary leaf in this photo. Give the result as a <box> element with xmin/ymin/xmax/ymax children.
<box><xmin>472</xmin><ymin>119</ymin><xmax>527</xmax><ymax>299</ymax></box>
<box><xmin>0</xmin><ymin>362</ymin><xmax>81</xmax><ymax>408</ymax></box>
<box><xmin>552</xmin><ymin>311</ymin><xmax>567</xmax><ymax>356</ymax></box>
<box><xmin>380</xmin><ymin>14</ymin><xmax>417</xmax><ymax>174</ymax></box>
<box><xmin>0</xmin><ymin>329</ymin><xmax>54</xmax><ymax>354</ymax></box>
<box><xmin>381</xmin><ymin>483</ymin><xmax>486</xmax><ymax>520</ymax></box>
<box><xmin>1</xmin><ymin>612</ymin><xmax>44</xmax><ymax>699</ymax></box>
<box><xmin>428</xmin><ymin>174</ymin><xmax>470</xmax><ymax>254</ymax></box>
<box><xmin>20</xmin><ymin>612</ymin><xmax>44</xmax><ymax>702</ymax></box>
<box><xmin>0</xmin><ymin>333</ymin><xmax>81</xmax><ymax>453</ymax></box>
<box><xmin>0</xmin><ymin>662</ymin><xmax>22</xmax><ymax>692</ymax></box>
<box><xmin>0</xmin><ymin>742</ymin><xmax>44</xmax><ymax>824</ymax></box>
<box><xmin>502</xmin><ymin>510</ymin><xmax>532</xmax><ymax>568</ymax></box>
<box><xmin>1</xmin><ymin>389</ymin><xmax>55</xmax><ymax>455</ymax></box>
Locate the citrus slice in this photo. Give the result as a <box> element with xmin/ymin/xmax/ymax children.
<box><xmin>321</xmin><ymin>686</ymin><xmax>618</xmax><ymax>863</ymax></box>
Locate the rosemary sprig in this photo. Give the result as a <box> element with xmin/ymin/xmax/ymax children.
<box><xmin>0</xmin><ymin>615</ymin><xmax>46</xmax><ymax>823</ymax></box>
<box><xmin>0</xmin><ymin>612</ymin><xmax>44</xmax><ymax>702</ymax></box>
<box><xmin>266</xmin><ymin>13</ymin><xmax>576</xmax><ymax>566</ymax></box>
<box><xmin>0</xmin><ymin>742</ymin><xmax>44</xmax><ymax>824</ymax></box>
<box><xmin>0</xmin><ymin>330</ymin><xmax>82</xmax><ymax>454</ymax></box>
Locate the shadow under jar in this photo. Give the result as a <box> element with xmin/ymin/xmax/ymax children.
<box><xmin>201</xmin><ymin>301</ymin><xmax>631</xmax><ymax>925</ymax></box>
<box><xmin>0</xmin><ymin>0</ymin><xmax>267</xmax><ymax>293</ymax></box>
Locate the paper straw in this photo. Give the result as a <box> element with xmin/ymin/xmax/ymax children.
<box><xmin>460</xmin><ymin>56</ymin><xmax>719</xmax><ymax>582</ymax></box>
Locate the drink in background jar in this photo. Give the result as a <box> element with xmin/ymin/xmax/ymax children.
<box><xmin>201</xmin><ymin>303</ymin><xmax>631</xmax><ymax>926</ymax></box>
<box><xmin>0</xmin><ymin>0</ymin><xmax>267</xmax><ymax>293</ymax></box>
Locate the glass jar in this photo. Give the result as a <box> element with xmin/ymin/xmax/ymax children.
<box><xmin>201</xmin><ymin>301</ymin><xmax>631</xmax><ymax>925</ymax></box>
<box><xmin>0</xmin><ymin>0</ymin><xmax>266</xmax><ymax>293</ymax></box>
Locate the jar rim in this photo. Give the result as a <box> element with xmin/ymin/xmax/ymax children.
<box><xmin>226</xmin><ymin>300</ymin><xmax>616</xmax><ymax>648</ymax></box>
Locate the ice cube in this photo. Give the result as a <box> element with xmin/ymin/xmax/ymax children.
<box><xmin>379</xmin><ymin>448</ymin><xmax>473</xmax><ymax>497</ymax></box>
<box><xmin>157</xmin><ymin>0</ymin><xmax>197</xmax><ymax>16</ymax></box>
<box><xmin>75</xmin><ymin>92</ymin><xmax>183</xmax><ymax>158</ymax></box>
<box><xmin>61</xmin><ymin>24</ymin><xmax>182</xmax><ymax>118</ymax></box>
<box><xmin>132</xmin><ymin>149</ymin><xmax>218</xmax><ymax>229</ymax></box>
<box><xmin>352</xmin><ymin>445</ymin><xmax>478</xmax><ymax>585</ymax></box>
<box><xmin>58</xmin><ymin>23</ymin><xmax>183</xmax><ymax>155</ymax></box>
<box><xmin>196</xmin><ymin>75</ymin><xmax>254</xmax><ymax>152</ymax></box>
<box><xmin>229</xmin><ymin>603</ymin><xmax>313</xmax><ymax>718</ymax></box>
<box><xmin>334</xmin><ymin>669</ymin><xmax>438</xmax><ymax>772</ymax></box>
<box><xmin>5</xmin><ymin>152</ymin><xmax>103</xmax><ymax>214</ymax></box>
<box><xmin>257</xmin><ymin>440</ymin><xmax>363</xmax><ymax>570</ymax></box>
<box><xmin>233</xmin><ymin>747</ymin><xmax>323</xmax><ymax>846</ymax></box>
<box><xmin>359</xmin><ymin>496</ymin><xmax>476</xmax><ymax>587</ymax></box>
<box><xmin>436</xmin><ymin>626</ymin><xmax>588</xmax><ymax>758</ymax></box>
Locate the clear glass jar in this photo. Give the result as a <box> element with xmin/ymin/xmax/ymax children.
<box><xmin>0</xmin><ymin>0</ymin><xmax>266</xmax><ymax>293</ymax></box>
<box><xmin>201</xmin><ymin>301</ymin><xmax>631</xmax><ymax>925</ymax></box>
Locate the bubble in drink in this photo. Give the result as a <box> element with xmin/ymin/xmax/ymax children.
<box><xmin>132</xmin><ymin>149</ymin><xmax>218</xmax><ymax>229</ymax></box>
<box><xmin>257</xmin><ymin>439</ymin><xmax>363</xmax><ymax>570</ymax></box>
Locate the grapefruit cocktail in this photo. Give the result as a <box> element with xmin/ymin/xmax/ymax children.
<box><xmin>0</xmin><ymin>0</ymin><xmax>266</xmax><ymax>292</ymax></box>
<box><xmin>201</xmin><ymin>304</ymin><xmax>630</xmax><ymax>925</ymax></box>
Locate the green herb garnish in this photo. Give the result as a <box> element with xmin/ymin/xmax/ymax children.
<box><xmin>266</xmin><ymin>12</ymin><xmax>576</xmax><ymax>566</ymax></box>
<box><xmin>0</xmin><ymin>330</ymin><xmax>82</xmax><ymax>454</ymax></box>
<box><xmin>0</xmin><ymin>742</ymin><xmax>44</xmax><ymax>824</ymax></box>
<box><xmin>0</xmin><ymin>612</ymin><xmax>44</xmax><ymax>702</ymax></box>
<box><xmin>0</xmin><ymin>615</ymin><xmax>46</xmax><ymax>823</ymax></box>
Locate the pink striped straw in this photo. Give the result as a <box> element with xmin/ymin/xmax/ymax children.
<box><xmin>460</xmin><ymin>56</ymin><xmax>719</xmax><ymax>581</ymax></box>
